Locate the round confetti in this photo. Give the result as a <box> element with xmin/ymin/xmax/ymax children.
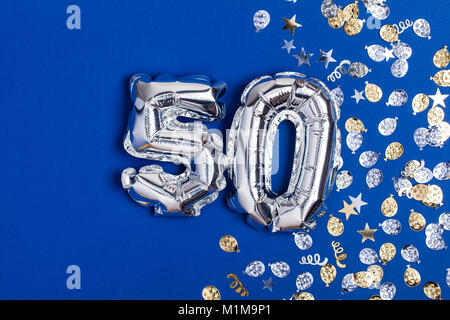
<box><xmin>413</xmin><ymin>127</ymin><xmax>429</xmax><ymax>150</ymax></box>
<box><xmin>391</xmin><ymin>59</ymin><xmax>409</xmax><ymax>78</ymax></box>
<box><xmin>348</xmin><ymin>62</ymin><xmax>370</xmax><ymax>79</ymax></box>
<box><xmin>244</xmin><ymin>261</ymin><xmax>265</xmax><ymax>277</ymax></box>
<box><xmin>384</xmin><ymin>142</ymin><xmax>403</xmax><ymax>161</ymax></box>
<box><xmin>379</xmin><ymin>282</ymin><xmax>396</xmax><ymax>300</ymax></box>
<box><xmin>268</xmin><ymin>261</ymin><xmax>290</xmax><ymax>278</ymax></box>
<box><xmin>413</xmin><ymin>18</ymin><xmax>431</xmax><ymax>39</ymax></box>
<box><xmin>380</xmin><ymin>219</ymin><xmax>402</xmax><ymax>236</ymax></box>
<box><xmin>393</xmin><ymin>42</ymin><xmax>412</xmax><ymax>60</ymax></box>
<box><xmin>327</xmin><ymin>215</ymin><xmax>344</xmax><ymax>236</ymax></box>
<box><xmin>365</xmin><ymin>81</ymin><xmax>383</xmax><ymax>102</ymax></box>
<box><xmin>404</xmin><ymin>265</ymin><xmax>421</xmax><ymax>287</ymax></box>
<box><xmin>366</xmin><ymin>44</ymin><xmax>386</xmax><ymax>62</ymax></box>
<box><xmin>320</xmin><ymin>264</ymin><xmax>337</xmax><ymax>287</ymax></box>
<box><xmin>202</xmin><ymin>285</ymin><xmax>221</xmax><ymax>300</ymax></box>
<box><xmin>347</xmin><ymin>132</ymin><xmax>363</xmax><ymax>154</ymax></box>
<box><xmin>412</xmin><ymin>93</ymin><xmax>430</xmax><ymax>115</ymax></box>
<box><xmin>366</xmin><ymin>168</ymin><xmax>383</xmax><ymax>189</ymax></box>
<box><xmin>378</xmin><ymin>117</ymin><xmax>398</xmax><ymax>136</ymax></box>
<box><xmin>296</xmin><ymin>272</ymin><xmax>314</xmax><ymax>291</ymax></box>
<box><xmin>438</xmin><ymin>212</ymin><xmax>450</xmax><ymax>230</ymax></box>
<box><xmin>433</xmin><ymin>46</ymin><xmax>450</xmax><ymax>69</ymax></box>
<box><xmin>379</xmin><ymin>24</ymin><xmax>398</xmax><ymax>42</ymax></box>
<box><xmin>359</xmin><ymin>248</ymin><xmax>379</xmax><ymax>265</ymax></box>
<box><xmin>293</xmin><ymin>231</ymin><xmax>313</xmax><ymax>250</ymax></box>
<box><xmin>359</xmin><ymin>151</ymin><xmax>380</xmax><ymax>168</ymax></box>
<box><xmin>379</xmin><ymin>243</ymin><xmax>396</xmax><ymax>265</ymax></box>
<box><xmin>336</xmin><ymin>170</ymin><xmax>353</xmax><ymax>191</ymax></box>
<box><xmin>321</xmin><ymin>0</ymin><xmax>338</xmax><ymax>19</ymax></box>
<box><xmin>423</xmin><ymin>282</ymin><xmax>442</xmax><ymax>300</ymax></box>
<box><xmin>401</xmin><ymin>244</ymin><xmax>420</xmax><ymax>263</ymax></box>
<box><xmin>219</xmin><ymin>235</ymin><xmax>240</xmax><ymax>253</ymax></box>
<box><xmin>381</xmin><ymin>194</ymin><xmax>398</xmax><ymax>217</ymax></box>
<box><xmin>409</xmin><ymin>210</ymin><xmax>426</xmax><ymax>231</ymax></box>
<box><xmin>386</xmin><ymin>89</ymin><xmax>408</xmax><ymax>107</ymax></box>
<box><xmin>341</xmin><ymin>273</ymin><xmax>358</xmax><ymax>293</ymax></box>
<box><xmin>353</xmin><ymin>271</ymin><xmax>373</xmax><ymax>288</ymax></box>
<box><xmin>253</xmin><ymin>10</ymin><xmax>270</xmax><ymax>32</ymax></box>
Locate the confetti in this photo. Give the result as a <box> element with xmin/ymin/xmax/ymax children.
<box><xmin>423</xmin><ymin>282</ymin><xmax>442</xmax><ymax>300</ymax></box>
<box><xmin>401</xmin><ymin>244</ymin><xmax>421</xmax><ymax>263</ymax></box>
<box><xmin>227</xmin><ymin>274</ymin><xmax>249</xmax><ymax>297</ymax></box>
<box><xmin>364</xmin><ymin>81</ymin><xmax>383</xmax><ymax>102</ymax></box>
<box><xmin>219</xmin><ymin>235</ymin><xmax>240</xmax><ymax>253</ymax></box>
<box><xmin>262</xmin><ymin>277</ymin><xmax>276</xmax><ymax>292</ymax></box>
<box><xmin>381</xmin><ymin>194</ymin><xmax>398</xmax><ymax>217</ymax></box>
<box><xmin>344</xmin><ymin>18</ymin><xmax>365</xmax><ymax>36</ymax></box>
<box><xmin>379</xmin><ymin>243</ymin><xmax>396</xmax><ymax>265</ymax></box>
<box><xmin>346</xmin><ymin>132</ymin><xmax>363</xmax><ymax>154</ymax></box>
<box><xmin>392</xmin><ymin>42</ymin><xmax>412</xmax><ymax>60</ymax></box>
<box><xmin>353</xmin><ymin>271</ymin><xmax>373</xmax><ymax>288</ymax></box>
<box><xmin>320</xmin><ymin>264</ymin><xmax>337</xmax><ymax>287</ymax></box>
<box><xmin>413</xmin><ymin>18</ymin><xmax>431</xmax><ymax>39</ymax></box>
<box><xmin>379</xmin><ymin>24</ymin><xmax>399</xmax><ymax>42</ymax></box>
<box><xmin>292</xmin><ymin>292</ymin><xmax>315</xmax><ymax>300</ymax></box>
<box><xmin>368</xmin><ymin>3</ymin><xmax>390</xmax><ymax>20</ymax></box>
<box><xmin>380</xmin><ymin>219</ymin><xmax>402</xmax><ymax>236</ymax></box>
<box><xmin>338</xmin><ymin>200</ymin><xmax>358</xmax><ymax>220</ymax></box>
<box><xmin>268</xmin><ymin>261</ymin><xmax>290</xmax><ymax>278</ymax></box>
<box><xmin>409</xmin><ymin>209</ymin><xmax>426</xmax><ymax>231</ymax></box>
<box><xmin>336</xmin><ymin>171</ymin><xmax>353</xmax><ymax>191</ymax></box>
<box><xmin>349</xmin><ymin>193</ymin><xmax>368</xmax><ymax>212</ymax></box>
<box><xmin>359</xmin><ymin>248</ymin><xmax>379</xmax><ymax>265</ymax></box>
<box><xmin>299</xmin><ymin>254</ymin><xmax>328</xmax><ymax>266</ymax></box>
<box><xmin>365</xmin><ymin>44</ymin><xmax>386</xmax><ymax>62</ymax></box>
<box><xmin>321</xmin><ymin>0</ymin><xmax>338</xmax><ymax>19</ymax></box>
<box><xmin>281</xmin><ymin>39</ymin><xmax>296</xmax><ymax>54</ymax></box>
<box><xmin>253</xmin><ymin>10</ymin><xmax>270</xmax><ymax>32</ymax></box>
<box><xmin>341</xmin><ymin>273</ymin><xmax>357</xmax><ymax>293</ymax></box>
<box><xmin>351</xmin><ymin>89</ymin><xmax>366</xmax><ymax>103</ymax></box>
<box><xmin>282</xmin><ymin>14</ymin><xmax>301</xmax><ymax>35</ymax></box>
<box><xmin>391</xmin><ymin>59</ymin><xmax>409</xmax><ymax>78</ymax></box>
<box><xmin>202</xmin><ymin>285</ymin><xmax>221</xmax><ymax>300</ymax></box>
<box><xmin>367</xmin><ymin>265</ymin><xmax>384</xmax><ymax>288</ymax></box>
<box><xmin>379</xmin><ymin>282</ymin><xmax>396</xmax><ymax>300</ymax></box>
<box><xmin>327</xmin><ymin>214</ymin><xmax>344</xmax><ymax>236</ymax></box>
<box><xmin>404</xmin><ymin>265</ymin><xmax>421</xmax><ymax>287</ymax></box>
<box><xmin>412</xmin><ymin>93</ymin><xmax>430</xmax><ymax>115</ymax></box>
<box><xmin>378</xmin><ymin>117</ymin><xmax>398</xmax><ymax>136</ymax></box>
<box><xmin>386</xmin><ymin>89</ymin><xmax>408</xmax><ymax>106</ymax></box>
<box><xmin>244</xmin><ymin>261</ymin><xmax>265</xmax><ymax>277</ymax></box>
<box><xmin>359</xmin><ymin>151</ymin><xmax>380</xmax><ymax>168</ymax></box>
<box><xmin>430</xmin><ymin>70</ymin><xmax>450</xmax><ymax>87</ymax></box>
<box><xmin>366</xmin><ymin>168</ymin><xmax>383</xmax><ymax>189</ymax></box>
<box><xmin>439</xmin><ymin>212</ymin><xmax>450</xmax><ymax>230</ymax></box>
<box><xmin>328</xmin><ymin>6</ymin><xmax>345</xmax><ymax>29</ymax></box>
<box><xmin>384</xmin><ymin>142</ymin><xmax>404</xmax><ymax>161</ymax></box>
<box><xmin>293</xmin><ymin>231</ymin><xmax>313</xmax><ymax>250</ymax></box>
<box><xmin>357</xmin><ymin>223</ymin><xmax>378</xmax><ymax>243</ymax></box>
<box><xmin>317</xmin><ymin>49</ymin><xmax>337</xmax><ymax>69</ymax></box>
<box><xmin>293</xmin><ymin>47</ymin><xmax>313</xmax><ymax>67</ymax></box>
<box><xmin>296</xmin><ymin>272</ymin><xmax>314</xmax><ymax>291</ymax></box>
<box><xmin>332</xmin><ymin>241</ymin><xmax>347</xmax><ymax>268</ymax></box>
<box><xmin>433</xmin><ymin>46</ymin><xmax>450</xmax><ymax>69</ymax></box>
<box><xmin>348</xmin><ymin>62</ymin><xmax>371</xmax><ymax>78</ymax></box>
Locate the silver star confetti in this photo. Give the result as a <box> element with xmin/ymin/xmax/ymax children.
<box><xmin>317</xmin><ymin>49</ymin><xmax>337</xmax><ymax>69</ymax></box>
<box><xmin>351</xmin><ymin>89</ymin><xmax>366</xmax><ymax>104</ymax></box>
<box><xmin>281</xmin><ymin>39</ymin><xmax>296</xmax><ymax>54</ymax></box>
<box><xmin>349</xmin><ymin>193</ymin><xmax>368</xmax><ymax>213</ymax></box>
<box><xmin>293</xmin><ymin>47</ymin><xmax>313</xmax><ymax>67</ymax></box>
<box><xmin>384</xmin><ymin>47</ymin><xmax>395</xmax><ymax>61</ymax></box>
<box><xmin>262</xmin><ymin>277</ymin><xmax>276</xmax><ymax>291</ymax></box>
<box><xmin>429</xmin><ymin>88</ymin><xmax>448</xmax><ymax>108</ymax></box>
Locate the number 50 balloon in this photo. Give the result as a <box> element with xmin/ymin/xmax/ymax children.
<box><xmin>227</xmin><ymin>72</ymin><xmax>341</xmax><ymax>232</ymax></box>
<box><xmin>121</xmin><ymin>72</ymin><xmax>341</xmax><ymax>231</ymax></box>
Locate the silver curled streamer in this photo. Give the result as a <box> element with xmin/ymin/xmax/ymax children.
<box><xmin>121</xmin><ymin>74</ymin><xmax>227</xmax><ymax>216</ymax></box>
<box><xmin>299</xmin><ymin>254</ymin><xmax>329</xmax><ymax>266</ymax></box>
<box><xmin>392</xmin><ymin>19</ymin><xmax>414</xmax><ymax>35</ymax></box>
<box><xmin>227</xmin><ymin>72</ymin><xmax>340</xmax><ymax>232</ymax></box>
<box><xmin>327</xmin><ymin>60</ymin><xmax>351</xmax><ymax>82</ymax></box>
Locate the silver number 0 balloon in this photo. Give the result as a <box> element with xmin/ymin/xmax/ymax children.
<box><xmin>121</xmin><ymin>74</ymin><xmax>227</xmax><ymax>216</ymax></box>
<box><xmin>121</xmin><ymin>72</ymin><xmax>341</xmax><ymax>231</ymax></box>
<box><xmin>227</xmin><ymin>72</ymin><xmax>341</xmax><ymax>232</ymax></box>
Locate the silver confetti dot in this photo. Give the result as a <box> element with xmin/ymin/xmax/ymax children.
<box><xmin>366</xmin><ymin>168</ymin><xmax>383</xmax><ymax>189</ymax></box>
<box><xmin>401</xmin><ymin>244</ymin><xmax>420</xmax><ymax>263</ymax></box>
<box><xmin>296</xmin><ymin>272</ymin><xmax>314</xmax><ymax>291</ymax></box>
<box><xmin>244</xmin><ymin>260</ymin><xmax>266</xmax><ymax>277</ymax></box>
<box><xmin>387</xmin><ymin>89</ymin><xmax>408</xmax><ymax>107</ymax></box>
<box><xmin>366</xmin><ymin>44</ymin><xmax>386</xmax><ymax>62</ymax></box>
<box><xmin>414</xmin><ymin>127</ymin><xmax>429</xmax><ymax>150</ymax></box>
<box><xmin>392</xmin><ymin>42</ymin><xmax>412</xmax><ymax>60</ymax></box>
<box><xmin>378</xmin><ymin>117</ymin><xmax>398</xmax><ymax>136</ymax></box>
<box><xmin>348</xmin><ymin>62</ymin><xmax>371</xmax><ymax>79</ymax></box>
<box><xmin>346</xmin><ymin>132</ymin><xmax>363</xmax><ymax>154</ymax></box>
<box><xmin>368</xmin><ymin>3</ymin><xmax>390</xmax><ymax>20</ymax></box>
<box><xmin>438</xmin><ymin>212</ymin><xmax>450</xmax><ymax>231</ymax></box>
<box><xmin>391</xmin><ymin>59</ymin><xmax>408</xmax><ymax>78</ymax></box>
<box><xmin>433</xmin><ymin>162</ymin><xmax>450</xmax><ymax>180</ymax></box>
<box><xmin>413</xmin><ymin>167</ymin><xmax>433</xmax><ymax>184</ymax></box>
<box><xmin>359</xmin><ymin>248</ymin><xmax>379</xmax><ymax>265</ymax></box>
<box><xmin>268</xmin><ymin>261</ymin><xmax>290</xmax><ymax>278</ymax></box>
<box><xmin>380</xmin><ymin>219</ymin><xmax>402</xmax><ymax>236</ymax></box>
<box><xmin>413</xmin><ymin>18</ymin><xmax>431</xmax><ymax>39</ymax></box>
<box><xmin>341</xmin><ymin>273</ymin><xmax>358</xmax><ymax>294</ymax></box>
<box><xmin>379</xmin><ymin>282</ymin><xmax>396</xmax><ymax>300</ymax></box>
<box><xmin>321</xmin><ymin>0</ymin><xmax>338</xmax><ymax>19</ymax></box>
<box><xmin>253</xmin><ymin>10</ymin><xmax>270</xmax><ymax>32</ymax></box>
<box><xmin>359</xmin><ymin>151</ymin><xmax>380</xmax><ymax>168</ymax></box>
<box><xmin>293</xmin><ymin>231</ymin><xmax>313</xmax><ymax>250</ymax></box>
<box><xmin>336</xmin><ymin>170</ymin><xmax>353</xmax><ymax>191</ymax></box>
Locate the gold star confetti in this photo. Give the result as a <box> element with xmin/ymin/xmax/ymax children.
<box><xmin>219</xmin><ymin>235</ymin><xmax>240</xmax><ymax>253</ymax></box>
<box><xmin>379</xmin><ymin>24</ymin><xmax>399</xmax><ymax>42</ymax></box>
<box><xmin>404</xmin><ymin>265</ymin><xmax>421</xmax><ymax>287</ymax></box>
<box><xmin>381</xmin><ymin>194</ymin><xmax>398</xmax><ymax>217</ymax></box>
<box><xmin>320</xmin><ymin>264</ymin><xmax>337</xmax><ymax>287</ymax></box>
<box><xmin>412</xmin><ymin>93</ymin><xmax>430</xmax><ymax>115</ymax></box>
<box><xmin>431</xmin><ymin>70</ymin><xmax>450</xmax><ymax>87</ymax></box>
<box><xmin>423</xmin><ymin>282</ymin><xmax>442</xmax><ymax>300</ymax></box>
<box><xmin>433</xmin><ymin>46</ymin><xmax>450</xmax><ymax>69</ymax></box>
<box><xmin>379</xmin><ymin>243</ymin><xmax>396</xmax><ymax>265</ymax></box>
<box><xmin>364</xmin><ymin>81</ymin><xmax>383</xmax><ymax>102</ymax></box>
<box><xmin>357</xmin><ymin>223</ymin><xmax>378</xmax><ymax>243</ymax></box>
<box><xmin>282</xmin><ymin>15</ymin><xmax>301</xmax><ymax>36</ymax></box>
<box><xmin>409</xmin><ymin>209</ymin><xmax>426</xmax><ymax>231</ymax></box>
<box><xmin>384</xmin><ymin>142</ymin><xmax>404</xmax><ymax>161</ymax></box>
<box><xmin>327</xmin><ymin>214</ymin><xmax>344</xmax><ymax>237</ymax></box>
<box><xmin>202</xmin><ymin>285</ymin><xmax>221</xmax><ymax>300</ymax></box>
<box><xmin>338</xmin><ymin>200</ymin><xmax>358</xmax><ymax>220</ymax></box>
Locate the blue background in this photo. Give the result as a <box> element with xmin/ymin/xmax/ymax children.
<box><xmin>0</xmin><ymin>0</ymin><xmax>448</xmax><ymax>300</ymax></box>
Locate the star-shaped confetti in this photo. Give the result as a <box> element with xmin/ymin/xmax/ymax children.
<box><xmin>317</xmin><ymin>49</ymin><xmax>337</xmax><ymax>69</ymax></box>
<box><xmin>351</xmin><ymin>89</ymin><xmax>366</xmax><ymax>104</ymax></box>
<box><xmin>281</xmin><ymin>39</ymin><xmax>296</xmax><ymax>54</ymax></box>
<box><xmin>262</xmin><ymin>277</ymin><xmax>276</xmax><ymax>291</ymax></box>
<box><xmin>349</xmin><ymin>193</ymin><xmax>368</xmax><ymax>213</ymax></box>
<box><xmin>384</xmin><ymin>47</ymin><xmax>395</xmax><ymax>61</ymax></box>
<box><xmin>282</xmin><ymin>15</ymin><xmax>302</xmax><ymax>36</ymax></box>
<box><xmin>357</xmin><ymin>223</ymin><xmax>378</xmax><ymax>243</ymax></box>
<box><xmin>293</xmin><ymin>47</ymin><xmax>313</xmax><ymax>67</ymax></box>
<box><xmin>429</xmin><ymin>88</ymin><xmax>448</xmax><ymax>108</ymax></box>
<box><xmin>338</xmin><ymin>200</ymin><xmax>358</xmax><ymax>220</ymax></box>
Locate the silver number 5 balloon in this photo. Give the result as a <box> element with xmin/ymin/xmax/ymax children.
<box><xmin>121</xmin><ymin>74</ymin><xmax>227</xmax><ymax>216</ymax></box>
<box><xmin>227</xmin><ymin>72</ymin><xmax>341</xmax><ymax>232</ymax></box>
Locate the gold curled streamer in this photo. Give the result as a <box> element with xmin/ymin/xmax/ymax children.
<box><xmin>227</xmin><ymin>274</ymin><xmax>249</xmax><ymax>297</ymax></box>
<box><xmin>331</xmin><ymin>241</ymin><xmax>347</xmax><ymax>268</ymax></box>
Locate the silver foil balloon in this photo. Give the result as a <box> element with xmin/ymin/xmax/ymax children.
<box><xmin>401</xmin><ymin>244</ymin><xmax>420</xmax><ymax>263</ymax></box>
<box><xmin>378</xmin><ymin>117</ymin><xmax>398</xmax><ymax>136</ymax></box>
<box><xmin>341</xmin><ymin>273</ymin><xmax>357</xmax><ymax>294</ymax></box>
<box><xmin>447</xmin><ymin>268</ymin><xmax>450</xmax><ymax>287</ymax></box>
<box><xmin>227</xmin><ymin>73</ymin><xmax>340</xmax><ymax>232</ymax></box>
<box><xmin>413</xmin><ymin>167</ymin><xmax>433</xmax><ymax>184</ymax></box>
<box><xmin>393</xmin><ymin>177</ymin><xmax>413</xmax><ymax>197</ymax></box>
<box><xmin>426</xmin><ymin>233</ymin><xmax>446</xmax><ymax>250</ymax></box>
<box><xmin>321</xmin><ymin>0</ymin><xmax>338</xmax><ymax>19</ymax></box>
<box><xmin>244</xmin><ymin>261</ymin><xmax>266</xmax><ymax>277</ymax></box>
<box><xmin>392</xmin><ymin>42</ymin><xmax>412</xmax><ymax>60</ymax></box>
<box><xmin>386</xmin><ymin>89</ymin><xmax>408</xmax><ymax>107</ymax></box>
<box><xmin>359</xmin><ymin>151</ymin><xmax>380</xmax><ymax>168</ymax></box>
<box><xmin>427</xmin><ymin>127</ymin><xmax>444</xmax><ymax>147</ymax></box>
<box><xmin>293</xmin><ymin>231</ymin><xmax>313</xmax><ymax>250</ymax></box>
<box><xmin>425</xmin><ymin>223</ymin><xmax>444</xmax><ymax>237</ymax></box>
<box><xmin>335</xmin><ymin>170</ymin><xmax>353</xmax><ymax>191</ymax></box>
<box><xmin>359</xmin><ymin>248</ymin><xmax>380</xmax><ymax>265</ymax></box>
<box><xmin>346</xmin><ymin>132</ymin><xmax>363</xmax><ymax>154</ymax></box>
<box><xmin>253</xmin><ymin>10</ymin><xmax>270</xmax><ymax>32</ymax></box>
<box><xmin>433</xmin><ymin>162</ymin><xmax>450</xmax><ymax>180</ymax></box>
<box><xmin>414</xmin><ymin>127</ymin><xmax>429</xmax><ymax>150</ymax></box>
<box><xmin>365</xmin><ymin>44</ymin><xmax>386</xmax><ymax>62</ymax></box>
<box><xmin>296</xmin><ymin>272</ymin><xmax>314</xmax><ymax>291</ymax></box>
<box><xmin>439</xmin><ymin>212</ymin><xmax>450</xmax><ymax>230</ymax></box>
<box><xmin>366</xmin><ymin>168</ymin><xmax>383</xmax><ymax>189</ymax></box>
<box><xmin>268</xmin><ymin>261</ymin><xmax>291</xmax><ymax>278</ymax></box>
<box><xmin>121</xmin><ymin>74</ymin><xmax>227</xmax><ymax>216</ymax></box>
<box><xmin>379</xmin><ymin>282</ymin><xmax>396</xmax><ymax>300</ymax></box>
<box><xmin>391</xmin><ymin>59</ymin><xmax>409</xmax><ymax>78</ymax></box>
<box><xmin>348</xmin><ymin>62</ymin><xmax>371</xmax><ymax>79</ymax></box>
<box><xmin>368</xmin><ymin>3</ymin><xmax>390</xmax><ymax>20</ymax></box>
<box><xmin>330</xmin><ymin>86</ymin><xmax>344</xmax><ymax>110</ymax></box>
<box><xmin>380</xmin><ymin>219</ymin><xmax>402</xmax><ymax>236</ymax></box>
<box><xmin>413</xmin><ymin>19</ymin><xmax>431</xmax><ymax>39</ymax></box>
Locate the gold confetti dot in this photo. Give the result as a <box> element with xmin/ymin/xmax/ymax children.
<box><xmin>384</xmin><ymin>142</ymin><xmax>404</xmax><ymax>161</ymax></box>
<box><xmin>381</xmin><ymin>194</ymin><xmax>398</xmax><ymax>217</ymax></box>
<box><xmin>379</xmin><ymin>243</ymin><xmax>396</xmax><ymax>265</ymax></box>
<box><xmin>433</xmin><ymin>46</ymin><xmax>450</xmax><ymax>69</ymax></box>
<box><xmin>379</xmin><ymin>24</ymin><xmax>399</xmax><ymax>42</ymax></box>
<box><xmin>423</xmin><ymin>282</ymin><xmax>442</xmax><ymax>300</ymax></box>
<box><xmin>404</xmin><ymin>265</ymin><xmax>421</xmax><ymax>287</ymax></box>
<box><xmin>412</xmin><ymin>93</ymin><xmax>430</xmax><ymax>115</ymax></box>
<box><xmin>202</xmin><ymin>285</ymin><xmax>221</xmax><ymax>300</ymax></box>
<box><xmin>409</xmin><ymin>209</ymin><xmax>426</xmax><ymax>231</ymax></box>
<box><xmin>219</xmin><ymin>235</ymin><xmax>240</xmax><ymax>253</ymax></box>
<box><xmin>431</xmin><ymin>70</ymin><xmax>450</xmax><ymax>87</ymax></box>
<box><xmin>365</xmin><ymin>81</ymin><xmax>383</xmax><ymax>102</ymax></box>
